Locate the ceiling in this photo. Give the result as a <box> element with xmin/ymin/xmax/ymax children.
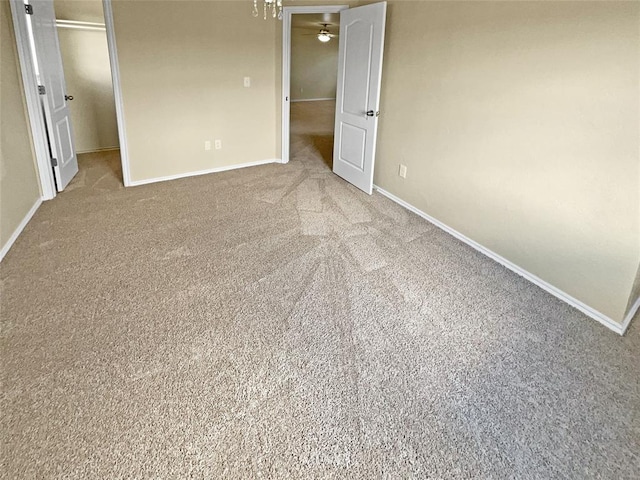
<box><xmin>52</xmin><ymin>4</ymin><xmax>337</xmax><ymax>32</ymax></box>
<box><xmin>291</xmin><ymin>13</ymin><xmax>340</xmax><ymax>32</ymax></box>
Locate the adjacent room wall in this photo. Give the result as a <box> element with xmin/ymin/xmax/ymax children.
<box><xmin>374</xmin><ymin>0</ymin><xmax>640</xmax><ymax>324</ymax></box>
<box><xmin>0</xmin><ymin>0</ymin><xmax>41</xmax><ymax>253</ymax></box>
<box><xmin>110</xmin><ymin>0</ymin><xmax>278</xmax><ymax>183</ymax></box>
<box><xmin>291</xmin><ymin>27</ymin><xmax>339</xmax><ymax>101</ymax></box>
<box><xmin>55</xmin><ymin>0</ymin><xmax>119</xmax><ymax>153</ymax></box>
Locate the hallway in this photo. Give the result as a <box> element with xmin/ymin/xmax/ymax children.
<box><xmin>290</xmin><ymin>100</ymin><xmax>335</xmax><ymax>170</ymax></box>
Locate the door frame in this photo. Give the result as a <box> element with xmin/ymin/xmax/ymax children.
<box><xmin>9</xmin><ymin>0</ymin><xmax>131</xmax><ymax>200</ymax></box>
<box><xmin>9</xmin><ymin>0</ymin><xmax>56</xmax><ymax>199</ymax></box>
<box><xmin>102</xmin><ymin>0</ymin><xmax>130</xmax><ymax>186</ymax></box>
<box><xmin>281</xmin><ymin>5</ymin><xmax>348</xmax><ymax>164</ymax></box>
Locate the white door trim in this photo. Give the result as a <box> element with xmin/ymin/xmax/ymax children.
<box><xmin>281</xmin><ymin>5</ymin><xmax>348</xmax><ymax>164</ymax></box>
<box><xmin>102</xmin><ymin>0</ymin><xmax>131</xmax><ymax>186</ymax></box>
<box><xmin>9</xmin><ymin>0</ymin><xmax>55</xmax><ymax>199</ymax></box>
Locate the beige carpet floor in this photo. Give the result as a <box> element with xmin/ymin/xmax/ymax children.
<box><xmin>1</xmin><ymin>101</ymin><xmax>639</xmax><ymax>478</ymax></box>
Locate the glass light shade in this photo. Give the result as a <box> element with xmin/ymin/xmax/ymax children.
<box><xmin>317</xmin><ymin>33</ymin><xmax>331</xmax><ymax>42</ymax></box>
<box><xmin>252</xmin><ymin>0</ymin><xmax>283</xmax><ymax>20</ymax></box>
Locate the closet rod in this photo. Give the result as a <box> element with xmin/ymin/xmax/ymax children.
<box><xmin>56</xmin><ymin>20</ymin><xmax>106</xmax><ymax>31</ymax></box>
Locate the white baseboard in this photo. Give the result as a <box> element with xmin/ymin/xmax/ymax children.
<box><xmin>128</xmin><ymin>159</ymin><xmax>281</xmax><ymax>187</ymax></box>
<box><xmin>622</xmin><ymin>296</ymin><xmax>640</xmax><ymax>333</ymax></box>
<box><xmin>290</xmin><ymin>98</ymin><xmax>336</xmax><ymax>103</ymax></box>
<box><xmin>0</xmin><ymin>197</ymin><xmax>42</xmax><ymax>262</ymax></box>
<box><xmin>373</xmin><ymin>185</ymin><xmax>630</xmax><ymax>336</ymax></box>
<box><xmin>76</xmin><ymin>146</ymin><xmax>120</xmax><ymax>154</ymax></box>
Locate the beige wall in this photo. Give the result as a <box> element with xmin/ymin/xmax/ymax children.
<box><xmin>291</xmin><ymin>27</ymin><xmax>339</xmax><ymax>101</ymax></box>
<box><xmin>374</xmin><ymin>1</ymin><xmax>640</xmax><ymax>323</ymax></box>
<box><xmin>55</xmin><ymin>0</ymin><xmax>104</xmax><ymax>23</ymax></box>
<box><xmin>111</xmin><ymin>0</ymin><xmax>278</xmax><ymax>182</ymax></box>
<box><xmin>0</xmin><ymin>0</ymin><xmax>41</xmax><ymax>251</ymax></box>
<box><xmin>108</xmin><ymin>0</ymin><xmax>638</xmax><ymax>325</ymax></box>
<box><xmin>55</xmin><ymin>1</ymin><xmax>119</xmax><ymax>153</ymax></box>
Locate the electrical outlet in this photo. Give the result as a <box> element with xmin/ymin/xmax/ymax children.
<box><xmin>399</xmin><ymin>164</ymin><xmax>407</xmax><ymax>178</ymax></box>
<box><xmin>204</xmin><ymin>140</ymin><xmax>211</xmax><ymax>151</ymax></box>
<box><xmin>244</xmin><ymin>77</ymin><xmax>251</xmax><ymax>87</ymax></box>
<box><xmin>215</xmin><ymin>139</ymin><xmax>222</xmax><ymax>150</ymax></box>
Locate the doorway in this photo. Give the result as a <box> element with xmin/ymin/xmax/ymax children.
<box><xmin>9</xmin><ymin>0</ymin><xmax>130</xmax><ymax>200</ymax></box>
<box><xmin>282</xmin><ymin>3</ymin><xmax>387</xmax><ymax>195</ymax></box>
<box><xmin>55</xmin><ymin>0</ymin><xmax>122</xmax><ymax>191</ymax></box>
<box><xmin>281</xmin><ymin>5</ymin><xmax>347</xmax><ymax>166</ymax></box>
<box><xmin>288</xmin><ymin>12</ymin><xmax>341</xmax><ymax>170</ymax></box>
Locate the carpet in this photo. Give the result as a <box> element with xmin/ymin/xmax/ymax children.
<box><xmin>1</xmin><ymin>102</ymin><xmax>638</xmax><ymax>478</ymax></box>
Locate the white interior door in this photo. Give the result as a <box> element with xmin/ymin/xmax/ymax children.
<box><xmin>29</xmin><ymin>0</ymin><xmax>78</xmax><ymax>191</ymax></box>
<box><xmin>332</xmin><ymin>2</ymin><xmax>386</xmax><ymax>195</ymax></box>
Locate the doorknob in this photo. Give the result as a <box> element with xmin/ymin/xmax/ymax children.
<box><xmin>65</xmin><ymin>95</ymin><xmax>74</xmax><ymax>101</ymax></box>
<box><xmin>366</xmin><ymin>110</ymin><xmax>380</xmax><ymax>117</ymax></box>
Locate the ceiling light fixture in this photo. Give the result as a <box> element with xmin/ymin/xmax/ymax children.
<box><xmin>252</xmin><ymin>0</ymin><xmax>283</xmax><ymax>20</ymax></box>
<box><xmin>317</xmin><ymin>31</ymin><xmax>331</xmax><ymax>43</ymax></box>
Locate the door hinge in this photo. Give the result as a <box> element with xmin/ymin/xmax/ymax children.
<box><xmin>25</xmin><ymin>4</ymin><xmax>33</xmax><ymax>15</ymax></box>
<box><xmin>51</xmin><ymin>158</ymin><xmax>58</xmax><ymax>167</ymax></box>
<box><xmin>38</xmin><ymin>85</ymin><xmax>46</xmax><ymax>95</ymax></box>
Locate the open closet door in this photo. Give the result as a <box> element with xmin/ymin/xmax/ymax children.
<box><xmin>332</xmin><ymin>2</ymin><xmax>386</xmax><ymax>195</ymax></box>
<box><xmin>29</xmin><ymin>0</ymin><xmax>78</xmax><ymax>191</ymax></box>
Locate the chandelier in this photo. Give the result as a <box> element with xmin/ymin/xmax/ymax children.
<box><xmin>252</xmin><ymin>0</ymin><xmax>283</xmax><ymax>20</ymax></box>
